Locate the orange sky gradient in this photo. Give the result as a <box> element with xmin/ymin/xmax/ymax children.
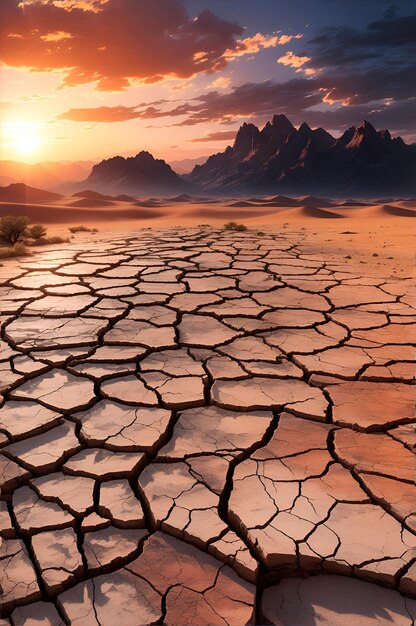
<box><xmin>0</xmin><ymin>0</ymin><xmax>414</xmax><ymax>164</ymax></box>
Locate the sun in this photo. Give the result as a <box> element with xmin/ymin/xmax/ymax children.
<box><xmin>2</xmin><ymin>120</ymin><xmax>42</xmax><ymax>157</ymax></box>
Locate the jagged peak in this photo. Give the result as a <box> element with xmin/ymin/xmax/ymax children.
<box><xmin>299</xmin><ymin>122</ymin><xmax>312</xmax><ymax>134</ymax></box>
<box><xmin>271</xmin><ymin>114</ymin><xmax>295</xmax><ymax>130</ymax></box>
<box><xmin>233</xmin><ymin>122</ymin><xmax>260</xmax><ymax>152</ymax></box>
<box><xmin>133</xmin><ymin>150</ymin><xmax>157</xmax><ymax>161</ymax></box>
<box><xmin>345</xmin><ymin>120</ymin><xmax>383</xmax><ymax>149</ymax></box>
<box><xmin>356</xmin><ymin>120</ymin><xmax>378</xmax><ymax>136</ymax></box>
<box><xmin>235</xmin><ymin>122</ymin><xmax>260</xmax><ymax>136</ymax></box>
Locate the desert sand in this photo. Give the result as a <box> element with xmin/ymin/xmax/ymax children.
<box><xmin>0</xmin><ymin>215</ymin><xmax>415</xmax><ymax>625</ymax></box>
<box><xmin>1</xmin><ymin>193</ymin><xmax>414</xmax><ymax>280</ymax></box>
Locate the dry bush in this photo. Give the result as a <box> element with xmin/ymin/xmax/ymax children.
<box><xmin>0</xmin><ymin>215</ymin><xmax>29</xmax><ymax>244</ymax></box>
<box><xmin>27</xmin><ymin>224</ymin><xmax>47</xmax><ymax>239</ymax></box>
<box><xmin>223</xmin><ymin>221</ymin><xmax>248</xmax><ymax>231</ymax></box>
<box><xmin>0</xmin><ymin>243</ymin><xmax>28</xmax><ymax>258</ymax></box>
<box><xmin>68</xmin><ymin>225</ymin><xmax>98</xmax><ymax>233</ymax></box>
<box><xmin>27</xmin><ymin>236</ymin><xmax>70</xmax><ymax>246</ymax></box>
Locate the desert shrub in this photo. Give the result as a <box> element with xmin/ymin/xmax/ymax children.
<box><xmin>68</xmin><ymin>225</ymin><xmax>98</xmax><ymax>233</ymax></box>
<box><xmin>223</xmin><ymin>221</ymin><xmax>247</xmax><ymax>232</ymax></box>
<box><xmin>0</xmin><ymin>243</ymin><xmax>28</xmax><ymax>258</ymax></box>
<box><xmin>27</xmin><ymin>224</ymin><xmax>47</xmax><ymax>239</ymax></box>
<box><xmin>0</xmin><ymin>215</ymin><xmax>29</xmax><ymax>244</ymax></box>
<box><xmin>27</xmin><ymin>236</ymin><xmax>70</xmax><ymax>246</ymax></box>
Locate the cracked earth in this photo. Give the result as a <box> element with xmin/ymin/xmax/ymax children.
<box><xmin>0</xmin><ymin>227</ymin><xmax>415</xmax><ymax>625</ymax></box>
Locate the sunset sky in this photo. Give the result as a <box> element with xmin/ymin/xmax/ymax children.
<box><xmin>0</xmin><ymin>0</ymin><xmax>415</xmax><ymax>164</ymax></box>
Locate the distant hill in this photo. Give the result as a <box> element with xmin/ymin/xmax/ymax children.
<box><xmin>83</xmin><ymin>151</ymin><xmax>194</xmax><ymax>195</ymax></box>
<box><xmin>169</xmin><ymin>155</ymin><xmax>211</xmax><ymax>175</ymax></box>
<box><xmin>186</xmin><ymin>116</ymin><xmax>416</xmax><ymax>196</ymax></box>
<box><xmin>0</xmin><ymin>160</ymin><xmax>92</xmax><ymax>190</ymax></box>
<box><xmin>0</xmin><ymin>183</ymin><xmax>63</xmax><ymax>203</ymax></box>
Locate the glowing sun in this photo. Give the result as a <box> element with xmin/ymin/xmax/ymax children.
<box><xmin>3</xmin><ymin>120</ymin><xmax>42</xmax><ymax>156</ymax></box>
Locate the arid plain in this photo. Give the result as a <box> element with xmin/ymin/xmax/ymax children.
<box><xmin>0</xmin><ymin>192</ymin><xmax>415</xmax><ymax>625</ymax></box>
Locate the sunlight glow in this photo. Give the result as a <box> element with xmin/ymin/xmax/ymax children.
<box><xmin>1</xmin><ymin>120</ymin><xmax>42</xmax><ymax>156</ymax></box>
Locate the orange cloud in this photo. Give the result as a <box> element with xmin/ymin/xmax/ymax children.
<box><xmin>210</xmin><ymin>76</ymin><xmax>232</xmax><ymax>89</ymax></box>
<box><xmin>278</xmin><ymin>33</ymin><xmax>303</xmax><ymax>45</ymax></box>
<box><xmin>57</xmin><ymin>105</ymin><xmax>165</xmax><ymax>122</ymax></box>
<box><xmin>40</xmin><ymin>30</ymin><xmax>73</xmax><ymax>41</ymax></box>
<box><xmin>277</xmin><ymin>51</ymin><xmax>311</xmax><ymax>69</ymax></box>
<box><xmin>18</xmin><ymin>0</ymin><xmax>107</xmax><ymax>11</ymax></box>
<box><xmin>277</xmin><ymin>50</ymin><xmax>319</xmax><ymax>76</ymax></box>
<box><xmin>224</xmin><ymin>32</ymin><xmax>302</xmax><ymax>59</ymax></box>
<box><xmin>0</xmin><ymin>0</ymin><xmax>244</xmax><ymax>90</ymax></box>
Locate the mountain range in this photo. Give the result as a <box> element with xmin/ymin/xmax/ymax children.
<box><xmin>187</xmin><ymin>116</ymin><xmax>416</xmax><ymax>196</ymax></box>
<box><xmin>2</xmin><ymin>116</ymin><xmax>415</xmax><ymax>197</ymax></box>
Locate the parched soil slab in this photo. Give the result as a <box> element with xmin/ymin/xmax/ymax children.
<box><xmin>11</xmin><ymin>602</ymin><xmax>65</xmax><ymax>626</ymax></box>
<box><xmin>261</xmin><ymin>575</ymin><xmax>416</xmax><ymax>626</ymax></box>
<box><xmin>31</xmin><ymin>527</ymin><xmax>84</xmax><ymax>593</ymax></box>
<box><xmin>74</xmin><ymin>399</ymin><xmax>172</xmax><ymax>451</ymax></box>
<box><xmin>0</xmin><ymin>539</ymin><xmax>41</xmax><ymax>611</ymax></box>
<box><xmin>63</xmin><ymin>448</ymin><xmax>145</xmax><ymax>479</ymax></box>
<box><xmin>5</xmin><ymin>316</ymin><xmax>107</xmax><ymax>349</ymax></box>
<box><xmin>4</xmin><ymin>422</ymin><xmax>81</xmax><ymax>473</ymax></box>
<box><xmin>328</xmin><ymin>381</ymin><xmax>415</xmax><ymax>431</ymax></box>
<box><xmin>158</xmin><ymin>405</ymin><xmax>273</xmax><ymax>459</ymax></box>
<box><xmin>0</xmin><ymin>401</ymin><xmax>62</xmax><ymax>440</ymax></box>
<box><xmin>11</xmin><ymin>370</ymin><xmax>95</xmax><ymax>412</ymax></box>
<box><xmin>212</xmin><ymin>377</ymin><xmax>327</xmax><ymax>420</ymax></box>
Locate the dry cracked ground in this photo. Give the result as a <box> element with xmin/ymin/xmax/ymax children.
<box><xmin>0</xmin><ymin>227</ymin><xmax>415</xmax><ymax>625</ymax></box>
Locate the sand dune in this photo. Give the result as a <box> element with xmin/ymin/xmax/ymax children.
<box><xmin>114</xmin><ymin>194</ymin><xmax>137</xmax><ymax>202</ymax></box>
<box><xmin>1</xmin><ymin>196</ymin><xmax>415</xmax><ymax>227</ymax></box>
<box><xmin>70</xmin><ymin>197</ymin><xmax>115</xmax><ymax>208</ymax></box>
<box><xmin>0</xmin><ymin>201</ymin><xmax>168</xmax><ymax>222</ymax></box>
<box><xmin>340</xmin><ymin>200</ymin><xmax>370</xmax><ymax>207</ymax></box>
<box><xmin>0</xmin><ymin>194</ymin><xmax>413</xmax><ymax>282</ymax></box>
<box><xmin>73</xmin><ymin>189</ymin><xmax>115</xmax><ymax>200</ymax></box>
<box><xmin>268</xmin><ymin>195</ymin><xmax>300</xmax><ymax>206</ymax></box>
<box><xmin>186</xmin><ymin>206</ymin><xmax>282</xmax><ymax>219</ymax></box>
<box><xmin>296</xmin><ymin>195</ymin><xmax>335</xmax><ymax>207</ymax></box>
<box><xmin>301</xmin><ymin>205</ymin><xmax>344</xmax><ymax>218</ymax></box>
<box><xmin>228</xmin><ymin>201</ymin><xmax>257</xmax><ymax>207</ymax></box>
<box><xmin>382</xmin><ymin>203</ymin><xmax>416</xmax><ymax>217</ymax></box>
<box><xmin>134</xmin><ymin>200</ymin><xmax>165</xmax><ymax>208</ymax></box>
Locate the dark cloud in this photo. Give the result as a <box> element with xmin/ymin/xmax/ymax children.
<box><xmin>58</xmin><ymin>64</ymin><xmax>416</xmax><ymax>135</ymax></box>
<box><xmin>300</xmin><ymin>98</ymin><xmax>416</xmax><ymax>138</ymax></box>
<box><xmin>306</xmin><ymin>12</ymin><xmax>416</xmax><ymax>69</ymax></box>
<box><xmin>190</xmin><ymin>130</ymin><xmax>237</xmax><ymax>142</ymax></box>
<box><xmin>173</xmin><ymin>80</ymin><xmax>324</xmax><ymax>126</ymax></box>
<box><xmin>52</xmin><ymin>7</ymin><xmax>415</xmax><ymax>136</ymax></box>
<box><xmin>0</xmin><ymin>0</ymin><xmax>244</xmax><ymax>90</ymax></box>
<box><xmin>317</xmin><ymin>64</ymin><xmax>416</xmax><ymax>106</ymax></box>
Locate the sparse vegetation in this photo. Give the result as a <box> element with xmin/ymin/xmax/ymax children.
<box><xmin>0</xmin><ymin>215</ymin><xmax>71</xmax><ymax>251</ymax></box>
<box><xmin>27</xmin><ymin>224</ymin><xmax>47</xmax><ymax>240</ymax></box>
<box><xmin>69</xmin><ymin>225</ymin><xmax>98</xmax><ymax>233</ymax></box>
<box><xmin>27</xmin><ymin>236</ymin><xmax>70</xmax><ymax>246</ymax></box>
<box><xmin>0</xmin><ymin>243</ymin><xmax>28</xmax><ymax>258</ymax></box>
<box><xmin>223</xmin><ymin>221</ymin><xmax>248</xmax><ymax>232</ymax></box>
<box><xmin>0</xmin><ymin>215</ymin><xmax>29</xmax><ymax>245</ymax></box>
